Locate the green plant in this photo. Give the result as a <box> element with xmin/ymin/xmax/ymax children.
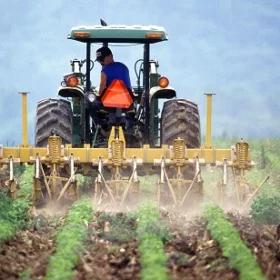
<box><xmin>19</xmin><ymin>267</ymin><xmax>32</xmax><ymax>280</ymax></box>
<box><xmin>250</xmin><ymin>190</ymin><xmax>280</xmax><ymax>224</ymax></box>
<box><xmin>75</xmin><ymin>174</ymin><xmax>93</xmax><ymax>191</ymax></box>
<box><xmin>99</xmin><ymin>212</ymin><xmax>136</xmax><ymax>242</ymax></box>
<box><xmin>246</xmin><ymin>139</ymin><xmax>280</xmax><ymax>187</ymax></box>
<box><xmin>137</xmin><ymin>203</ymin><xmax>169</xmax><ymax>280</ymax></box>
<box><xmin>0</xmin><ymin>166</ymin><xmax>33</xmax><ymax>243</ymax></box>
<box><xmin>45</xmin><ymin>199</ymin><xmax>93</xmax><ymax>280</ymax></box>
<box><xmin>204</xmin><ymin>205</ymin><xmax>264</xmax><ymax>280</ymax></box>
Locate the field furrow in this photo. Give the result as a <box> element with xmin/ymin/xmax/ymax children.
<box><xmin>166</xmin><ymin>214</ymin><xmax>238</xmax><ymax>280</ymax></box>
<box><xmin>75</xmin><ymin>211</ymin><xmax>140</xmax><ymax>280</ymax></box>
<box><xmin>0</xmin><ymin>218</ymin><xmax>57</xmax><ymax>279</ymax></box>
<box><xmin>228</xmin><ymin>213</ymin><xmax>280</xmax><ymax>279</ymax></box>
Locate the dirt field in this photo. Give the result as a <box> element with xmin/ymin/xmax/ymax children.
<box><xmin>0</xmin><ymin>208</ymin><xmax>279</xmax><ymax>280</ymax></box>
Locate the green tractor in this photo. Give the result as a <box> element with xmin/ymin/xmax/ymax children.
<box><xmin>34</xmin><ymin>23</ymin><xmax>200</xmax><ymax>151</ymax></box>
<box><xmin>32</xmin><ymin>22</ymin><xmax>202</xmax><ymax>207</ymax></box>
<box><xmin>0</xmin><ymin>23</ymin><xmax>255</xmax><ymax>208</ymax></box>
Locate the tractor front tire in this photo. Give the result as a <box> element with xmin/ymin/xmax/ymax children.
<box><xmin>35</xmin><ymin>99</ymin><xmax>73</xmax><ymax>147</ymax></box>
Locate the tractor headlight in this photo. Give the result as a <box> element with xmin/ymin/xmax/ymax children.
<box><xmin>87</xmin><ymin>93</ymin><xmax>96</xmax><ymax>103</ymax></box>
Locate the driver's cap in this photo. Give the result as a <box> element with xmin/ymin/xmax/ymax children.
<box><xmin>95</xmin><ymin>46</ymin><xmax>112</xmax><ymax>62</ymax></box>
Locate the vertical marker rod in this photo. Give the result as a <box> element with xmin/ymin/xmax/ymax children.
<box><xmin>204</xmin><ymin>93</ymin><xmax>215</xmax><ymax>148</ymax></box>
<box><xmin>19</xmin><ymin>92</ymin><xmax>29</xmax><ymax>147</ymax></box>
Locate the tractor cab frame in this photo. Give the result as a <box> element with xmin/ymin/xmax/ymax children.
<box><xmin>59</xmin><ymin>25</ymin><xmax>176</xmax><ymax>147</ymax></box>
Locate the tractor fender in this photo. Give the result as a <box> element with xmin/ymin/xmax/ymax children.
<box><xmin>58</xmin><ymin>85</ymin><xmax>84</xmax><ymax>98</ymax></box>
<box><xmin>149</xmin><ymin>86</ymin><xmax>176</xmax><ymax>101</ymax></box>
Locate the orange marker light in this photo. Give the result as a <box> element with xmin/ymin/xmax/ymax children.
<box><xmin>66</xmin><ymin>75</ymin><xmax>79</xmax><ymax>87</ymax></box>
<box><xmin>158</xmin><ymin>76</ymin><xmax>169</xmax><ymax>88</ymax></box>
<box><xmin>145</xmin><ymin>32</ymin><xmax>163</xmax><ymax>39</ymax></box>
<box><xmin>73</xmin><ymin>31</ymin><xmax>90</xmax><ymax>39</ymax></box>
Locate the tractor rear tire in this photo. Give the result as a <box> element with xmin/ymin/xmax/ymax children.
<box><xmin>161</xmin><ymin>99</ymin><xmax>202</xmax><ymax>208</ymax></box>
<box><xmin>161</xmin><ymin>99</ymin><xmax>200</xmax><ymax>147</ymax></box>
<box><xmin>35</xmin><ymin>99</ymin><xmax>73</xmax><ymax>147</ymax></box>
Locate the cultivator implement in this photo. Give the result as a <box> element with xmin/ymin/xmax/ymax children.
<box><xmin>0</xmin><ymin>93</ymin><xmax>254</xmax><ymax>208</ymax></box>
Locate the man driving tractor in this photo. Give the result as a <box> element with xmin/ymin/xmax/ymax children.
<box><xmin>95</xmin><ymin>46</ymin><xmax>132</xmax><ymax>95</ymax></box>
<box><xmin>88</xmin><ymin>46</ymin><xmax>134</xmax><ymax>128</ymax></box>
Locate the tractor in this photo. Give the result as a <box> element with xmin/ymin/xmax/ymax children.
<box><xmin>35</xmin><ymin>24</ymin><xmax>199</xmax><ymax>150</ymax></box>
<box><xmin>33</xmin><ymin>23</ymin><xmax>201</xmax><ymax>206</ymax></box>
<box><xmin>0</xmin><ymin>22</ymin><xmax>254</xmax><ymax>209</ymax></box>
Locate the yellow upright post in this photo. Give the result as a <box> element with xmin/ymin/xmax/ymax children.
<box><xmin>204</xmin><ymin>93</ymin><xmax>215</xmax><ymax>149</ymax></box>
<box><xmin>19</xmin><ymin>92</ymin><xmax>29</xmax><ymax>147</ymax></box>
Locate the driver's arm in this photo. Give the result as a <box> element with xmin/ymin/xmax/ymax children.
<box><xmin>98</xmin><ymin>72</ymin><xmax>107</xmax><ymax>96</ymax></box>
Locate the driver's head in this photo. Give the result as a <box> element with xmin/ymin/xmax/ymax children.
<box><xmin>95</xmin><ymin>46</ymin><xmax>113</xmax><ymax>65</ymax></box>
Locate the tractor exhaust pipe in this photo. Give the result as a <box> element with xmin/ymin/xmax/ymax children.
<box><xmin>19</xmin><ymin>92</ymin><xmax>29</xmax><ymax>147</ymax></box>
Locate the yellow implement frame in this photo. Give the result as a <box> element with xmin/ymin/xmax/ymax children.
<box><xmin>0</xmin><ymin>93</ymin><xmax>254</xmax><ymax>206</ymax></box>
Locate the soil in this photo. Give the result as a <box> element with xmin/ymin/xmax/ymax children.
<box><xmin>0</xmin><ymin>210</ymin><xmax>280</xmax><ymax>279</ymax></box>
<box><xmin>165</xmin><ymin>213</ymin><xmax>238</xmax><ymax>280</ymax></box>
<box><xmin>75</xmin><ymin>212</ymin><xmax>140</xmax><ymax>280</ymax></box>
<box><xmin>228</xmin><ymin>212</ymin><xmax>280</xmax><ymax>280</ymax></box>
<box><xmin>0</xmin><ymin>215</ymin><xmax>58</xmax><ymax>279</ymax></box>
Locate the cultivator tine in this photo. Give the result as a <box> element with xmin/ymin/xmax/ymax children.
<box><xmin>35</xmin><ymin>156</ymin><xmax>40</xmax><ymax>179</ymax></box>
<box><xmin>195</xmin><ymin>157</ymin><xmax>202</xmax><ymax>183</ymax></box>
<box><xmin>162</xmin><ymin>159</ymin><xmax>177</xmax><ymax>205</ymax></box>
<box><xmin>132</xmin><ymin>157</ymin><xmax>138</xmax><ymax>183</ymax></box>
<box><xmin>243</xmin><ymin>175</ymin><xmax>270</xmax><ymax>209</ymax></box>
<box><xmin>94</xmin><ymin>157</ymin><xmax>103</xmax><ymax>205</ymax></box>
<box><xmin>97</xmin><ymin>157</ymin><xmax>102</xmax><ymax>183</ymax></box>
<box><xmin>157</xmin><ymin>152</ymin><xmax>205</xmax><ymax>208</ymax></box>
<box><xmin>120</xmin><ymin>161</ymin><xmax>137</xmax><ymax>207</ymax></box>
<box><xmin>57</xmin><ymin>156</ymin><xmax>77</xmax><ymax>202</ymax></box>
<box><xmin>160</xmin><ymin>157</ymin><xmax>165</xmax><ymax>184</ymax></box>
<box><xmin>223</xmin><ymin>159</ymin><xmax>228</xmax><ymax>186</ymax></box>
<box><xmin>9</xmin><ymin>157</ymin><xmax>13</xmax><ymax>182</ymax></box>
<box><xmin>97</xmin><ymin>169</ymin><xmax>116</xmax><ymax>204</ymax></box>
<box><xmin>6</xmin><ymin>157</ymin><xmax>18</xmax><ymax>199</ymax></box>
<box><xmin>57</xmin><ymin>168</ymin><xmax>77</xmax><ymax>202</ymax></box>
<box><xmin>94</xmin><ymin>157</ymin><xmax>103</xmax><ymax>202</ymax></box>
<box><xmin>157</xmin><ymin>158</ymin><xmax>164</xmax><ymax>206</ymax></box>
<box><xmin>39</xmin><ymin>161</ymin><xmax>52</xmax><ymax>200</ymax></box>
<box><xmin>32</xmin><ymin>155</ymin><xmax>44</xmax><ymax>204</ymax></box>
<box><xmin>70</xmin><ymin>155</ymin><xmax>75</xmax><ymax>182</ymax></box>
<box><xmin>120</xmin><ymin>157</ymin><xmax>139</xmax><ymax>206</ymax></box>
<box><xmin>180</xmin><ymin>169</ymin><xmax>201</xmax><ymax>206</ymax></box>
<box><xmin>231</xmin><ymin>167</ymin><xmax>240</xmax><ymax>206</ymax></box>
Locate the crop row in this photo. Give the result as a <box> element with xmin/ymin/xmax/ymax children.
<box><xmin>0</xmin><ymin>165</ymin><xmax>33</xmax><ymax>243</ymax></box>
<box><xmin>137</xmin><ymin>203</ymin><xmax>169</xmax><ymax>280</ymax></box>
<box><xmin>0</xmin><ymin>178</ymin><xmax>267</xmax><ymax>280</ymax></box>
<box><xmin>204</xmin><ymin>205</ymin><xmax>264</xmax><ymax>280</ymax></box>
<box><xmin>45</xmin><ymin>198</ymin><xmax>93</xmax><ymax>280</ymax></box>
